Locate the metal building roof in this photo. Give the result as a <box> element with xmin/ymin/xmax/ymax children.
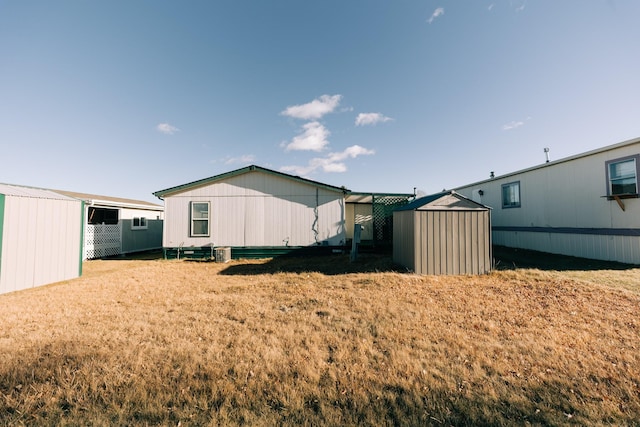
<box><xmin>55</xmin><ymin>190</ymin><xmax>163</xmax><ymax>210</ymax></box>
<box><xmin>0</xmin><ymin>183</ymin><xmax>78</xmax><ymax>201</ymax></box>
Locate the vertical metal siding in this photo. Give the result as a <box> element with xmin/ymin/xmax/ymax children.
<box><xmin>0</xmin><ymin>194</ymin><xmax>82</xmax><ymax>294</ymax></box>
<box><xmin>403</xmin><ymin>209</ymin><xmax>490</xmax><ymax>275</ymax></box>
<box><xmin>392</xmin><ymin>211</ymin><xmax>415</xmax><ymax>271</ymax></box>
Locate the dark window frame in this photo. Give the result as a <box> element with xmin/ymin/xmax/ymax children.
<box><xmin>501</xmin><ymin>181</ymin><xmax>521</xmax><ymax>209</ymax></box>
<box><xmin>605</xmin><ymin>154</ymin><xmax>639</xmax><ymax>198</ymax></box>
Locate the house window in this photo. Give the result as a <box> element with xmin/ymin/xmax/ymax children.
<box><xmin>191</xmin><ymin>202</ymin><xmax>210</xmax><ymax>237</ymax></box>
<box><xmin>132</xmin><ymin>217</ymin><xmax>147</xmax><ymax>230</ymax></box>
<box><xmin>502</xmin><ymin>181</ymin><xmax>521</xmax><ymax>208</ymax></box>
<box><xmin>606</xmin><ymin>155</ymin><xmax>639</xmax><ymax>197</ymax></box>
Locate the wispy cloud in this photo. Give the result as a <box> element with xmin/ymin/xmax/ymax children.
<box><xmin>502</xmin><ymin>120</ymin><xmax>524</xmax><ymax>131</ymax></box>
<box><xmin>157</xmin><ymin>123</ymin><xmax>179</xmax><ymax>135</ymax></box>
<box><xmin>281</xmin><ymin>145</ymin><xmax>375</xmax><ymax>176</ymax></box>
<box><xmin>427</xmin><ymin>7</ymin><xmax>444</xmax><ymax>24</ymax></box>
<box><xmin>488</xmin><ymin>3</ymin><xmax>495</xmax><ymax>11</ymax></box>
<box><xmin>281</xmin><ymin>94</ymin><xmax>342</xmax><ymax>120</ymax></box>
<box><xmin>511</xmin><ymin>0</ymin><xmax>526</xmax><ymax>12</ymax></box>
<box><xmin>282</xmin><ymin>121</ymin><xmax>330</xmax><ymax>152</ymax></box>
<box><xmin>224</xmin><ymin>155</ymin><xmax>256</xmax><ymax>165</ymax></box>
<box><xmin>355</xmin><ymin>112</ymin><xmax>393</xmax><ymax>126</ymax></box>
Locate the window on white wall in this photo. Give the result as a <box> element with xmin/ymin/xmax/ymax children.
<box><xmin>191</xmin><ymin>202</ymin><xmax>210</xmax><ymax>237</ymax></box>
<box><xmin>606</xmin><ymin>156</ymin><xmax>638</xmax><ymax>197</ymax></box>
<box><xmin>501</xmin><ymin>181</ymin><xmax>521</xmax><ymax>208</ymax></box>
<box><xmin>132</xmin><ymin>217</ymin><xmax>147</xmax><ymax>230</ymax></box>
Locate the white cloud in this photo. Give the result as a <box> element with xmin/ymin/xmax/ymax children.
<box><xmin>427</xmin><ymin>7</ymin><xmax>444</xmax><ymax>24</ymax></box>
<box><xmin>280</xmin><ymin>144</ymin><xmax>375</xmax><ymax>176</ymax></box>
<box><xmin>224</xmin><ymin>155</ymin><xmax>256</xmax><ymax>165</ymax></box>
<box><xmin>156</xmin><ymin>123</ymin><xmax>179</xmax><ymax>135</ymax></box>
<box><xmin>282</xmin><ymin>121</ymin><xmax>330</xmax><ymax>152</ymax></box>
<box><xmin>502</xmin><ymin>120</ymin><xmax>524</xmax><ymax>131</ymax></box>
<box><xmin>355</xmin><ymin>112</ymin><xmax>393</xmax><ymax>126</ymax></box>
<box><xmin>280</xmin><ymin>94</ymin><xmax>342</xmax><ymax>120</ymax></box>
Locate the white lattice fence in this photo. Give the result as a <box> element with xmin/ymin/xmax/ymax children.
<box><xmin>85</xmin><ymin>223</ymin><xmax>122</xmax><ymax>259</ymax></box>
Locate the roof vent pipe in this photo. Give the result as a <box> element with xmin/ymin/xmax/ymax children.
<box><xmin>544</xmin><ymin>147</ymin><xmax>550</xmax><ymax>163</ymax></box>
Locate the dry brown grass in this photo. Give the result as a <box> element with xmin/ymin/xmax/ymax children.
<box><xmin>1</xmin><ymin>255</ymin><xmax>639</xmax><ymax>426</ymax></box>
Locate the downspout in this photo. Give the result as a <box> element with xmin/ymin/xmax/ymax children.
<box><xmin>312</xmin><ymin>188</ymin><xmax>320</xmax><ymax>244</ymax></box>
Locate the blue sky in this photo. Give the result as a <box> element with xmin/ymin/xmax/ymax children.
<box><xmin>2</xmin><ymin>1</ymin><xmax>639</xmax><ymax>203</ymax></box>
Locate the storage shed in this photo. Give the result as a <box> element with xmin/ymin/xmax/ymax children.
<box><xmin>0</xmin><ymin>184</ymin><xmax>84</xmax><ymax>295</ymax></box>
<box><xmin>393</xmin><ymin>191</ymin><xmax>492</xmax><ymax>275</ymax></box>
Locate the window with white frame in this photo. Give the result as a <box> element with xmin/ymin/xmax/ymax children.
<box><xmin>190</xmin><ymin>202</ymin><xmax>210</xmax><ymax>237</ymax></box>
<box><xmin>132</xmin><ymin>217</ymin><xmax>147</xmax><ymax>230</ymax></box>
<box><xmin>501</xmin><ymin>181</ymin><xmax>521</xmax><ymax>208</ymax></box>
<box><xmin>606</xmin><ymin>155</ymin><xmax>639</xmax><ymax>197</ymax></box>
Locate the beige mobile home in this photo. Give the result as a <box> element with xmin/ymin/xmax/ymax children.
<box><xmin>154</xmin><ymin>165</ymin><xmax>349</xmax><ymax>259</ymax></box>
<box><xmin>454</xmin><ymin>136</ymin><xmax>640</xmax><ymax>264</ymax></box>
<box><xmin>0</xmin><ymin>184</ymin><xmax>84</xmax><ymax>295</ymax></box>
<box><xmin>393</xmin><ymin>191</ymin><xmax>492</xmax><ymax>275</ymax></box>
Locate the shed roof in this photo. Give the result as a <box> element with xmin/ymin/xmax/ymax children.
<box><xmin>0</xmin><ymin>183</ymin><xmax>79</xmax><ymax>201</ymax></box>
<box><xmin>153</xmin><ymin>165</ymin><xmax>350</xmax><ymax>199</ymax></box>
<box><xmin>396</xmin><ymin>190</ymin><xmax>490</xmax><ymax>211</ymax></box>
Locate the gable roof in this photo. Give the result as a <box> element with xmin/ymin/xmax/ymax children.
<box><xmin>395</xmin><ymin>190</ymin><xmax>490</xmax><ymax>211</ymax></box>
<box><xmin>153</xmin><ymin>165</ymin><xmax>350</xmax><ymax>199</ymax></box>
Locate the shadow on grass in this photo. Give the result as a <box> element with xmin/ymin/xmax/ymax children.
<box><xmin>492</xmin><ymin>245</ymin><xmax>638</xmax><ymax>271</ymax></box>
<box><xmin>219</xmin><ymin>253</ymin><xmax>404</xmax><ymax>276</ymax></box>
<box><xmin>219</xmin><ymin>246</ymin><xmax>638</xmax><ymax>276</ymax></box>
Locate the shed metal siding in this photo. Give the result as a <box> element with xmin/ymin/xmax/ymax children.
<box><xmin>413</xmin><ymin>210</ymin><xmax>491</xmax><ymax>275</ymax></box>
<box><xmin>0</xmin><ymin>191</ymin><xmax>82</xmax><ymax>294</ymax></box>
<box><xmin>162</xmin><ymin>170</ymin><xmax>346</xmax><ymax>248</ymax></box>
<box><xmin>455</xmin><ymin>138</ymin><xmax>640</xmax><ymax>263</ymax></box>
<box><xmin>393</xmin><ymin>192</ymin><xmax>491</xmax><ymax>275</ymax></box>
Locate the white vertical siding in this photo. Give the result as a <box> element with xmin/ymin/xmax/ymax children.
<box><xmin>162</xmin><ymin>171</ymin><xmax>346</xmax><ymax>248</ymax></box>
<box><xmin>0</xmin><ymin>193</ymin><xmax>82</xmax><ymax>295</ymax></box>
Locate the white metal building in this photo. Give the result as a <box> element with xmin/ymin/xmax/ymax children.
<box><xmin>454</xmin><ymin>137</ymin><xmax>640</xmax><ymax>264</ymax></box>
<box><xmin>154</xmin><ymin>165</ymin><xmax>349</xmax><ymax>259</ymax></box>
<box><xmin>0</xmin><ymin>184</ymin><xmax>84</xmax><ymax>295</ymax></box>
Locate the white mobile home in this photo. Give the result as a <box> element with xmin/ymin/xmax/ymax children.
<box><xmin>57</xmin><ymin>191</ymin><xmax>164</xmax><ymax>259</ymax></box>
<box><xmin>154</xmin><ymin>165</ymin><xmax>350</xmax><ymax>259</ymax></box>
<box><xmin>0</xmin><ymin>184</ymin><xmax>83</xmax><ymax>295</ymax></box>
<box><xmin>454</xmin><ymin>137</ymin><xmax>640</xmax><ymax>264</ymax></box>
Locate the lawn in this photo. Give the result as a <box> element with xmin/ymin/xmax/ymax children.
<box><xmin>1</xmin><ymin>253</ymin><xmax>639</xmax><ymax>426</ymax></box>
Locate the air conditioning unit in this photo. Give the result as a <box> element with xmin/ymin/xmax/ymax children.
<box><xmin>214</xmin><ymin>247</ymin><xmax>231</xmax><ymax>263</ymax></box>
